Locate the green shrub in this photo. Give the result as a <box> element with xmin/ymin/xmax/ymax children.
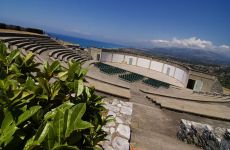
<box><xmin>0</xmin><ymin>42</ymin><xmax>111</xmax><ymax>150</ymax></box>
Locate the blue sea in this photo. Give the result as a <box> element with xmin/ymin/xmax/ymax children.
<box><xmin>49</xmin><ymin>33</ymin><xmax>125</xmax><ymax>49</ymax></box>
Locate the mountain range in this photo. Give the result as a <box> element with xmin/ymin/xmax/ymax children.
<box><xmin>142</xmin><ymin>47</ymin><xmax>230</xmax><ymax>66</ymax></box>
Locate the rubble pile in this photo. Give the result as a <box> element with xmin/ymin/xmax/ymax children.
<box><xmin>177</xmin><ymin>119</ymin><xmax>230</xmax><ymax>150</ymax></box>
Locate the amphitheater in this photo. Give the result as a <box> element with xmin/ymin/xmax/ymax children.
<box><xmin>1</xmin><ymin>24</ymin><xmax>230</xmax><ymax>150</ymax></box>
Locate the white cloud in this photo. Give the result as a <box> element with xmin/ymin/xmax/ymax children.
<box><xmin>149</xmin><ymin>37</ymin><xmax>214</xmax><ymax>49</ymax></box>
<box><xmin>219</xmin><ymin>44</ymin><xmax>230</xmax><ymax>49</ymax></box>
<box><xmin>147</xmin><ymin>37</ymin><xmax>230</xmax><ymax>55</ymax></box>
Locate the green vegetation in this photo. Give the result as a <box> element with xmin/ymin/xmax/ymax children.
<box><xmin>219</xmin><ymin>75</ymin><xmax>230</xmax><ymax>89</ymax></box>
<box><xmin>216</xmin><ymin>67</ymin><xmax>230</xmax><ymax>89</ymax></box>
<box><xmin>0</xmin><ymin>42</ymin><xmax>111</xmax><ymax>150</ymax></box>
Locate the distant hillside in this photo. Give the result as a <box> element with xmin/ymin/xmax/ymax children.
<box><xmin>144</xmin><ymin>47</ymin><xmax>230</xmax><ymax>65</ymax></box>
<box><xmin>0</xmin><ymin>22</ymin><xmax>44</xmax><ymax>34</ymax></box>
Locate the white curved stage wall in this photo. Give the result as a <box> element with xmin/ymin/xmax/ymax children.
<box><xmin>124</xmin><ymin>55</ymin><xmax>137</xmax><ymax>65</ymax></box>
<box><xmin>101</xmin><ymin>52</ymin><xmax>112</xmax><ymax>62</ymax></box>
<box><xmin>162</xmin><ymin>64</ymin><xmax>175</xmax><ymax>77</ymax></box>
<box><xmin>112</xmin><ymin>54</ymin><xmax>124</xmax><ymax>63</ymax></box>
<box><xmin>101</xmin><ymin>52</ymin><xmax>188</xmax><ymax>84</ymax></box>
<box><xmin>150</xmin><ymin>61</ymin><xmax>163</xmax><ymax>72</ymax></box>
<box><xmin>137</xmin><ymin>58</ymin><xmax>150</xmax><ymax>68</ymax></box>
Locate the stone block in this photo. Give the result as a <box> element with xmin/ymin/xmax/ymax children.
<box><xmin>116</xmin><ymin>124</ymin><xmax>130</xmax><ymax>140</ymax></box>
<box><xmin>112</xmin><ymin>137</ymin><xmax>129</xmax><ymax>150</ymax></box>
<box><xmin>120</xmin><ymin>106</ymin><xmax>132</xmax><ymax>116</ymax></box>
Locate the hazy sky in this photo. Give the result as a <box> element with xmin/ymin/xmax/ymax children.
<box><xmin>0</xmin><ymin>0</ymin><xmax>229</xmax><ymax>49</ymax></box>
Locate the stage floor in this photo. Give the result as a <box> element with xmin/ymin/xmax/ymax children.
<box><xmin>104</xmin><ymin>62</ymin><xmax>185</xmax><ymax>88</ymax></box>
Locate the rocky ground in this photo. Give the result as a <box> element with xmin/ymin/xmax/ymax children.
<box><xmin>100</xmin><ymin>98</ymin><xmax>133</xmax><ymax>150</ymax></box>
<box><xmin>177</xmin><ymin>119</ymin><xmax>230</xmax><ymax>150</ymax></box>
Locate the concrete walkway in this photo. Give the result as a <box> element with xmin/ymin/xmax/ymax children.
<box><xmin>129</xmin><ymin>85</ymin><xmax>199</xmax><ymax>150</ymax></box>
<box><xmin>85</xmin><ymin>77</ymin><xmax>131</xmax><ymax>99</ymax></box>
<box><xmin>142</xmin><ymin>87</ymin><xmax>230</xmax><ymax>103</ymax></box>
<box><xmin>131</xmin><ymin>103</ymin><xmax>200</xmax><ymax>150</ymax></box>
<box><xmin>129</xmin><ymin>83</ymin><xmax>230</xmax><ymax>150</ymax></box>
<box><xmin>147</xmin><ymin>94</ymin><xmax>230</xmax><ymax>121</ymax></box>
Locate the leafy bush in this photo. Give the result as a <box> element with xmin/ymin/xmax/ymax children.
<box><xmin>0</xmin><ymin>42</ymin><xmax>111</xmax><ymax>150</ymax></box>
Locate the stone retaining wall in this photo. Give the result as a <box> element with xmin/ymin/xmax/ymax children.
<box><xmin>177</xmin><ymin>119</ymin><xmax>230</xmax><ymax>150</ymax></box>
<box><xmin>211</xmin><ymin>79</ymin><xmax>223</xmax><ymax>94</ymax></box>
<box><xmin>101</xmin><ymin>99</ymin><xmax>133</xmax><ymax>150</ymax></box>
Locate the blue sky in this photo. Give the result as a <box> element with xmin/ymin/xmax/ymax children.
<box><xmin>0</xmin><ymin>0</ymin><xmax>230</xmax><ymax>49</ymax></box>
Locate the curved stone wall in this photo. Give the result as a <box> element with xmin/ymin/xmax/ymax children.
<box><xmin>211</xmin><ymin>79</ymin><xmax>223</xmax><ymax>94</ymax></box>
<box><xmin>101</xmin><ymin>52</ymin><xmax>189</xmax><ymax>85</ymax></box>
